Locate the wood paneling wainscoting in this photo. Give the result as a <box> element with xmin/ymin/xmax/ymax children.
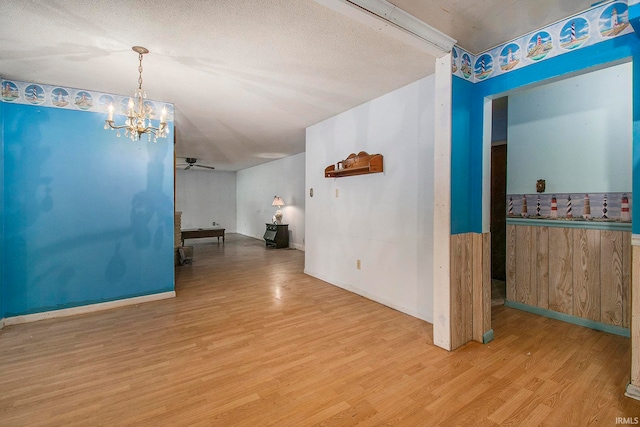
<box><xmin>506</xmin><ymin>222</ymin><xmax>630</xmax><ymax>332</ymax></box>
<box><xmin>450</xmin><ymin>232</ymin><xmax>491</xmax><ymax>350</ymax></box>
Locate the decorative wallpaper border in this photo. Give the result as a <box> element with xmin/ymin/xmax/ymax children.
<box><xmin>1</xmin><ymin>79</ymin><xmax>174</xmax><ymax>121</ymax></box>
<box><xmin>452</xmin><ymin>0</ymin><xmax>633</xmax><ymax>82</ymax></box>
<box><xmin>507</xmin><ymin>192</ymin><xmax>632</xmax><ymax>223</ymax></box>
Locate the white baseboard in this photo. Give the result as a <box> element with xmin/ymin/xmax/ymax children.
<box><xmin>236</xmin><ymin>231</ymin><xmax>304</xmax><ymax>251</ymax></box>
<box><xmin>236</xmin><ymin>232</ymin><xmax>264</xmax><ymax>241</ymax></box>
<box><xmin>626</xmin><ymin>383</ymin><xmax>640</xmax><ymax>401</ymax></box>
<box><xmin>632</xmin><ymin>234</ymin><xmax>640</xmax><ymax>246</ymax></box>
<box><xmin>0</xmin><ymin>317</ymin><xmax>4</xmax><ymax>330</ymax></box>
<box><xmin>303</xmin><ymin>269</ymin><xmax>433</xmax><ymax>324</ymax></box>
<box><xmin>3</xmin><ymin>291</ymin><xmax>176</xmax><ymax>326</ymax></box>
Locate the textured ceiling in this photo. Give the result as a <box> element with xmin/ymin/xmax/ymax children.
<box><xmin>389</xmin><ymin>0</ymin><xmax>594</xmax><ymax>53</ymax></box>
<box><xmin>0</xmin><ymin>0</ymin><xmax>595</xmax><ymax>171</ymax></box>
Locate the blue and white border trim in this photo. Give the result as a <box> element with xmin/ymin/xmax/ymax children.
<box><xmin>1</xmin><ymin>79</ymin><xmax>174</xmax><ymax>121</ymax></box>
<box><xmin>452</xmin><ymin>0</ymin><xmax>633</xmax><ymax>82</ymax></box>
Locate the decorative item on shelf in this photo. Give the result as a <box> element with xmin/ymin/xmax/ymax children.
<box><xmin>104</xmin><ymin>46</ymin><xmax>169</xmax><ymax>142</ymax></box>
<box><xmin>536</xmin><ymin>179</ymin><xmax>545</xmax><ymax>193</ymax></box>
<box><xmin>272</xmin><ymin>196</ymin><xmax>285</xmax><ymax>224</ymax></box>
<box><xmin>324</xmin><ymin>151</ymin><xmax>383</xmax><ymax>178</ymax></box>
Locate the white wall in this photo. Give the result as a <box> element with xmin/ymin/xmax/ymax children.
<box><xmin>236</xmin><ymin>153</ymin><xmax>306</xmax><ymax>250</ymax></box>
<box><xmin>305</xmin><ymin>75</ymin><xmax>435</xmax><ymax>322</ymax></box>
<box><xmin>175</xmin><ymin>169</ymin><xmax>237</xmax><ymax>231</ymax></box>
<box><xmin>508</xmin><ymin>62</ymin><xmax>632</xmax><ymax>194</ymax></box>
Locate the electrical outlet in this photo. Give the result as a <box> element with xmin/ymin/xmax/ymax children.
<box><xmin>356</xmin><ymin>259</ymin><xmax>361</xmax><ymax>270</ymax></box>
<box><xmin>335</xmin><ymin>189</ymin><xmax>339</xmax><ymax>198</ymax></box>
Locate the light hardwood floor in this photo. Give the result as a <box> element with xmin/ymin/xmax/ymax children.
<box><xmin>1</xmin><ymin>233</ymin><xmax>639</xmax><ymax>426</ymax></box>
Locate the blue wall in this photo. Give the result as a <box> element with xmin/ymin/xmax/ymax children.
<box><xmin>2</xmin><ymin>103</ymin><xmax>174</xmax><ymax>317</ymax></box>
<box><xmin>451</xmin><ymin>32</ymin><xmax>640</xmax><ymax>234</ymax></box>
<box><xmin>451</xmin><ymin>77</ymin><xmax>478</xmax><ymax>234</ymax></box>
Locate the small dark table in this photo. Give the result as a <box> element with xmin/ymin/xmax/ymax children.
<box><xmin>264</xmin><ymin>223</ymin><xmax>289</xmax><ymax>248</ymax></box>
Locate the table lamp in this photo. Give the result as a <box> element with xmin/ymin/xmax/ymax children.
<box><xmin>272</xmin><ymin>196</ymin><xmax>285</xmax><ymax>224</ymax></box>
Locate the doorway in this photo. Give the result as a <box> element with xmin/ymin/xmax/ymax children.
<box><xmin>490</xmin><ymin>97</ymin><xmax>507</xmax><ymax>307</ymax></box>
<box><xmin>483</xmin><ymin>61</ymin><xmax>633</xmax><ymax>338</ymax></box>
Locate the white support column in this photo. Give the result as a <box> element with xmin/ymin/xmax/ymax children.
<box><xmin>433</xmin><ymin>53</ymin><xmax>452</xmax><ymax>350</ymax></box>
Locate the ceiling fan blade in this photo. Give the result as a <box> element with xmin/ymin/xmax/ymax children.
<box><xmin>195</xmin><ymin>165</ymin><xmax>216</xmax><ymax>170</ymax></box>
<box><xmin>184</xmin><ymin>165</ymin><xmax>192</xmax><ymax>170</ymax></box>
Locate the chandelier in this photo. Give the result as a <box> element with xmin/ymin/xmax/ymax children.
<box><xmin>104</xmin><ymin>46</ymin><xmax>168</xmax><ymax>142</ymax></box>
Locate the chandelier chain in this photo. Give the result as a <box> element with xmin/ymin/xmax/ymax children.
<box><xmin>138</xmin><ymin>53</ymin><xmax>144</xmax><ymax>90</ymax></box>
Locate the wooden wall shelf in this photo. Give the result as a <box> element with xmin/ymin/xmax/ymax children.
<box><xmin>324</xmin><ymin>151</ymin><xmax>383</xmax><ymax>178</ymax></box>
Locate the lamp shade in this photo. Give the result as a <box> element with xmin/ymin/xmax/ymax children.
<box><xmin>272</xmin><ymin>196</ymin><xmax>285</xmax><ymax>207</ymax></box>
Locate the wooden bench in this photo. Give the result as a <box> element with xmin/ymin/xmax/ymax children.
<box><xmin>181</xmin><ymin>228</ymin><xmax>225</xmax><ymax>246</ymax></box>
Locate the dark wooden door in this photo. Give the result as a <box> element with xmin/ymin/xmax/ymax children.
<box><xmin>491</xmin><ymin>144</ymin><xmax>507</xmax><ymax>281</ymax></box>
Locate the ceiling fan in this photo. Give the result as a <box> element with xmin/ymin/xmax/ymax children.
<box><xmin>176</xmin><ymin>157</ymin><xmax>215</xmax><ymax>170</ymax></box>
